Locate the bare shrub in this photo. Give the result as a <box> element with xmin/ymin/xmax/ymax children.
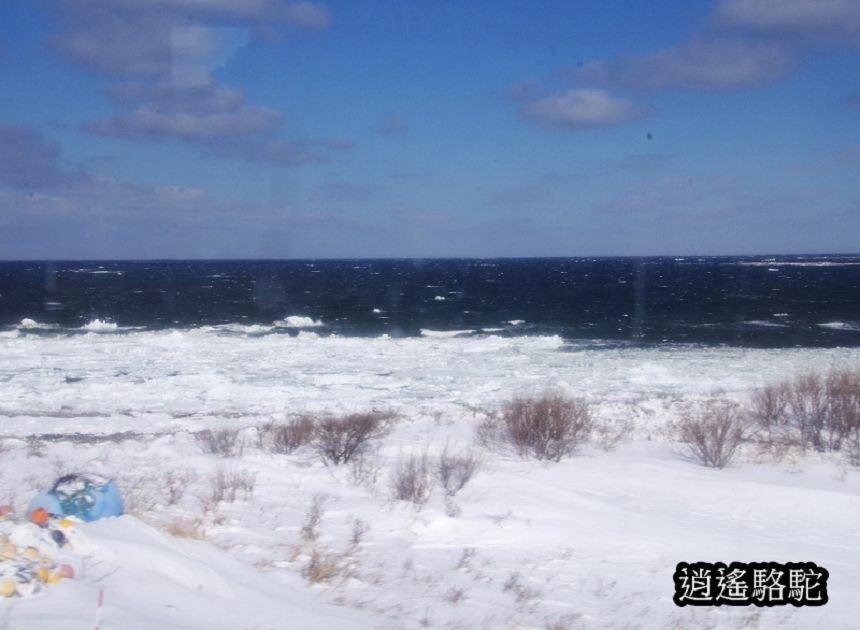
<box><xmin>443</xmin><ymin>587</ymin><xmax>466</xmax><ymax>604</ymax></box>
<box><xmin>390</xmin><ymin>454</ymin><xmax>432</xmax><ymax>506</ymax></box>
<box><xmin>166</xmin><ymin>517</ymin><xmax>206</xmax><ymax>540</ymax></box>
<box><xmin>454</xmin><ymin>547</ymin><xmax>476</xmax><ymax>571</ymax></box>
<box><xmin>295</xmin><ymin>497</ymin><xmax>365</xmax><ymax>585</ymax></box>
<box><xmin>164</xmin><ymin>469</ymin><xmax>197</xmax><ymax>506</ymax></box>
<box><xmin>592</xmin><ymin>416</ymin><xmax>634</xmax><ymax>451</ymax></box>
<box><xmin>208</xmin><ymin>467</ymin><xmax>257</xmax><ymax>503</ymax></box>
<box><xmin>436</xmin><ymin>446</ymin><xmax>481</xmax><ymax>496</ymax></box>
<box><xmin>314</xmin><ymin>411</ymin><xmax>395</xmax><ymax>465</ymax></box>
<box><xmin>503</xmin><ymin>571</ymin><xmax>541</xmax><ymax>603</ymax></box>
<box><xmin>479</xmin><ymin>390</ymin><xmax>592</xmax><ymax>461</ymax></box>
<box><xmin>302</xmin><ymin>549</ymin><xmax>345</xmax><ymax>584</ymax></box>
<box><xmin>349</xmin><ymin>446</ymin><xmax>383</xmax><ymax>489</ymax></box>
<box><xmin>673</xmin><ymin>399</ymin><xmax>746</xmax><ymax>468</ymax></box>
<box><xmin>749</xmin><ymin>369</ymin><xmax>860</xmax><ymax>454</ymax></box>
<box><xmin>260</xmin><ymin>416</ymin><xmax>316</xmax><ymax>454</ymax></box>
<box><xmin>544</xmin><ymin>614</ymin><xmax>585</xmax><ymax>630</ymax></box>
<box><xmin>300</xmin><ymin>493</ymin><xmax>329</xmax><ymax>544</ymax></box>
<box><xmin>116</xmin><ymin>475</ymin><xmax>157</xmax><ymax>515</ymax></box>
<box><xmin>350</xmin><ymin>517</ymin><xmax>369</xmax><ymax>548</ymax></box>
<box><xmin>196</xmin><ymin>428</ymin><xmax>243</xmax><ymax>457</ymax></box>
<box><xmin>443</xmin><ymin>496</ymin><xmax>462</xmax><ymax>517</ymax></box>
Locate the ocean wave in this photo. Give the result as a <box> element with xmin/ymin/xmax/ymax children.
<box><xmin>420</xmin><ymin>329</ymin><xmax>473</xmax><ymax>338</ymax></box>
<box><xmin>818</xmin><ymin>321</ymin><xmax>860</xmax><ymax>331</ymax></box>
<box><xmin>220</xmin><ymin>324</ymin><xmax>275</xmax><ymax>336</ymax></box>
<box><xmin>736</xmin><ymin>261</ymin><xmax>860</xmax><ymax>267</ymax></box>
<box><xmin>741</xmin><ymin>320</ymin><xmax>789</xmax><ymax>329</ymax></box>
<box><xmin>17</xmin><ymin>318</ymin><xmax>59</xmax><ymax>331</ymax></box>
<box><xmin>274</xmin><ymin>315</ymin><xmax>324</xmax><ymax>328</ymax></box>
<box><xmin>82</xmin><ymin>319</ymin><xmax>119</xmax><ymax>332</ymax></box>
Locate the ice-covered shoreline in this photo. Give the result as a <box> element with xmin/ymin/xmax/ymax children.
<box><xmin>2</xmin><ymin>332</ymin><xmax>860</xmax><ymax>628</ymax></box>
<box><xmin>1</xmin><ymin>329</ymin><xmax>858</xmax><ymax>434</ymax></box>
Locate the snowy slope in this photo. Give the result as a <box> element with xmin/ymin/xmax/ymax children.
<box><xmin>1</xmin><ymin>330</ymin><xmax>859</xmax><ymax>628</ymax></box>
<box><xmin>1</xmin><ymin>515</ymin><xmax>374</xmax><ymax>630</ymax></box>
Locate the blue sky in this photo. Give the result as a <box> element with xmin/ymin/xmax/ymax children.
<box><xmin>0</xmin><ymin>0</ymin><xmax>857</xmax><ymax>258</ymax></box>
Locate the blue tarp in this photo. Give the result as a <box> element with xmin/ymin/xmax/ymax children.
<box><xmin>28</xmin><ymin>473</ymin><xmax>124</xmax><ymax>522</ymax></box>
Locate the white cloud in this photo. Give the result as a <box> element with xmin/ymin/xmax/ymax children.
<box><xmin>617</xmin><ymin>37</ymin><xmax>794</xmax><ymax>89</ymax></box>
<box><xmin>523</xmin><ymin>89</ymin><xmax>640</xmax><ymax>130</ymax></box>
<box><xmin>282</xmin><ymin>1</ymin><xmax>332</xmax><ymax>30</ymax></box>
<box><xmin>89</xmin><ymin>105</ymin><xmax>282</xmax><ymax>142</ymax></box>
<box><xmin>715</xmin><ymin>0</ymin><xmax>860</xmax><ymax>43</ymax></box>
<box><xmin>0</xmin><ymin>124</ymin><xmax>210</xmax><ymax>218</ymax></box>
<box><xmin>56</xmin><ymin>2</ymin><xmax>341</xmax><ymax>166</ymax></box>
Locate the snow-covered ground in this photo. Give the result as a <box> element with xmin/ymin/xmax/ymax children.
<box><xmin>1</xmin><ymin>329</ymin><xmax>859</xmax><ymax>628</ymax></box>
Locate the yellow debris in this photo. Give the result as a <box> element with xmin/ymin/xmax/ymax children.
<box><xmin>0</xmin><ymin>580</ymin><xmax>16</xmax><ymax>598</ymax></box>
<box><xmin>59</xmin><ymin>518</ymin><xmax>75</xmax><ymax>529</ymax></box>
<box><xmin>0</xmin><ymin>544</ymin><xmax>17</xmax><ymax>559</ymax></box>
<box><xmin>36</xmin><ymin>567</ymin><xmax>50</xmax><ymax>583</ymax></box>
<box><xmin>22</xmin><ymin>546</ymin><xmax>39</xmax><ymax>560</ymax></box>
<box><xmin>46</xmin><ymin>572</ymin><xmax>62</xmax><ymax>584</ymax></box>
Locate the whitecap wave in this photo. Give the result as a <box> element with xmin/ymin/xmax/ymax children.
<box><xmin>17</xmin><ymin>318</ymin><xmax>59</xmax><ymax>330</ymax></box>
<box><xmin>737</xmin><ymin>261</ymin><xmax>860</xmax><ymax>267</ymax></box>
<box><xmin>420</xmin><ymin>329</ymin><xmax>473</xmax><ymax>338</ymax></box>
<box><xmin>741</xmin><ymin>320</ymin><xmax>788</xmax><ymax>329</ymax></box>
<box><xmin>82</xmin><ymin>319</ymin><xmax>119</xmax><ymax>332</ymax></box>
<box><xmin>818</xmin><ymin>321</ymin><xmax>860</xmax><ymax>331</ymax></box>
<box><xmin>275</xmin><ymin>315</ymin><xmax>324</xmax><ymax>328</ymax></box>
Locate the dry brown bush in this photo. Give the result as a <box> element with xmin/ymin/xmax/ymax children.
<box><xmin>302</xmin><ymin>549</ymin><xmax>346</xmax><ymax>584</ymax></box>
<box><xmin>592</xmin><ymin>416</ymin><xmax>634</xmax><ymax>451</ymax></box>
<box><xmin>390</xmin><ymin>454</ymin><xmax>433</xmax><ymax>506</ymax></box>
<box><xmin>195</xmin><ymin>428</ymin><xmax>243</xmax><ymax>457</ymax></box>
<box><xmin>299</xmin><ymin>493</ymin><xmax>329</xmax><ymax>544</ymax></box>
<box><xmin>208</xmin><ymin>467</ymin><xmax>257</xmax><ymax>503</ymax></box>
<box><xmin>260</xmin><ymin>416</ymin><xmax>316</xmax><ymax>454</ymax></box>
<box><xmin>749</xmin><ymin>369</ymin><xmax>860</xmax><ymax>454</ymax></box>
<box><xmin>164</xmin><ymin>469</ymin><xmax>197</xmax><ymax>506</ymax></box>
<box><xmin>313</xmin><ymin>411</ymin><xmax>395</xmax><ymax>465</ymax></box>
<box><xmin>478</xmin><ymin>390</ymin><xmax>592</xmax><ymax>461</ymax></box>
<box><xmin>436</xmin><ymin>446</ymin><xmax>481</xmax><ymax>496</ymax></box>
<box><xmin>672</xmin><ymin>399</ymin><xmax>746</xmax><ymax>469</ymax></box>
<box><xmin>166</xmin><ymin>517</ymin><xmax>206</xmax><ymax>540</ymax></box>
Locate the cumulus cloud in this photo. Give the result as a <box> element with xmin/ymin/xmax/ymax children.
<box><xmin>211</xmin><ymin>138</ymin><xmax>329</xmax><ymax>165</ymax></box>
<box><xmin>0</xmin><ymin>124</ymin><xmax>209</xmax><ymax>218</ymax></box>
<box><xmin>282</xmin><ymin>1</ymin><xmax>332</xmax><ymax>30</ymax></box>
<box><xmin>518</xmin><ymin>0</ymin><xmax>851</xmax><ymax>130</ymax></box>
<box><xmin>714</xmin><ymin>0</ymin><xmax>860</xmax><ymax>44</ymax></box>
<box><xmin>582</xmin><ymin>37</ymin><xmax>795</xmax><ymax>90</ymax></box>
<box><xmin>57</xmin><ymin>2</ymin><xmax>329</xmax><ymax>76</ymax></box>
<box><xmin>55</xmin><ymin>1</ymin><xmax>339</xmax><ymax>166</ymax></box>
<box><xmin>0</xmin><ymin>125</ymin><xmax>72</xmax><ymax>190</ymax></box>
<box><xmin>523</xmin><ymin>89</ymin><xmax>641</xmax><ymax>130</ymax></box>
<box><xmin>89</xmin><ymin>105</ymin><xmax>283</xmax><ymax>142</ymax></box>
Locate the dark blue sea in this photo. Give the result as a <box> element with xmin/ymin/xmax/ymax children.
<box><xmin>1</xmin><ymin>256</ymin><xmax>859</xmax><ymax>347</ymax></box>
